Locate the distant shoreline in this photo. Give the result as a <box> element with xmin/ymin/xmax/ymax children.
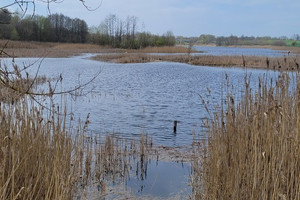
<box><xmin>91</xmin><ymin>53</ymin><xmax>299</xmax><ymax>70</ymax></box>
<box><xmin>1</xmin><ymin>40</ymin><xmax>299</xmax><ymax>58</ymax></box>
<box><xmin>1</xmin><ymin>40</ymin><xmax>299</xmax><ymax>70</ymax></box>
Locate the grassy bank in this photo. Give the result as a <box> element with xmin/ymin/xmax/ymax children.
<box><xmin>192</xmin><ymin>71</ymin><xmax>300</xmax><ymax>199</ymax></box>
<box><xmin>93</xmin><ymin>53</ymin><xmax>300</xmax><ymax>70</ymax></box>
<box><xmin>0</xmin><ymin>40</ymin><xmax>196</xmax><ymax>58</ymax></box>
<box><xmin>0</xmin><ymin>40</ymin><xmax>113</xmax><ymax>58</ymax></box>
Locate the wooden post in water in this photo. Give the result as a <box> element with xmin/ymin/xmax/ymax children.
<box><xmin>173</xmin><ymin>120</ymin><xmax>178</xmax><ymax>133</ymax></box>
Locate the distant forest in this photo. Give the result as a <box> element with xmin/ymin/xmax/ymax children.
<box><xmin>1</xmin><ymin>9</ymin><xmax>299</xmax><ymax>48</ymax></box>
<box><xmin>177</xmin><ymin>34</ymin><xmax>300</xmax><ymax>47</ymax></box>
<box><xmin>0</xmin><ymin>9</ymin><xmax>176</xmax><ymax>49</ymax></box>
<box><xmin>0</xmin><ymin>10</ymin><xmax>88</xmax><ymax>43</ymax></box>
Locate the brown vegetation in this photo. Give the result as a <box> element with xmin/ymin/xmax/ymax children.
<box><xmin>0</xmin><ymin>98</ymin><xmax>82</xmax><ymax>199</ymax></box>
<box><xmin>0</xmin><ymin>40</ymin><xmax>119</xmax><ymax>58</ymax></box>
<box><xmin>130</xmin><ymin>46</ymin><xmax>198</xmax><ymax>53</ymax></box>
<box><xmin>0</xmin><ymin>92</ymin><xmax>159</xmax><ymax>199</ymax></box>
<box><xmin>0</xmin><ymin>40</ymin><xmax>195</xmax><ymax>58</ymax></box>
<box><xmin>192</xmin><ymin>71</ymin><xmax>300</xmax><ymax>199</ymax></box>
<box><xmin>93</xmin><ymin>53</ymin><xmax>300</xmax><ymax>70</ymax></box>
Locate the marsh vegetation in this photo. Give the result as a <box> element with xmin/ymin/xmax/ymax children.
<box><xmin>192</xmin><ymin>70</ymin><xmax>300</xmax><ymax>199</ymax></box>
<box><xmin>93</xmin><ymin>53</ymin><xmax>300</xmax><ymax>70</ymax></box>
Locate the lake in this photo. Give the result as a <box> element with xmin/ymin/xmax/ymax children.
<box><xmin>4</xmin><ymin>46</ymin><xmax>284</xmax><ymax>198</ymax></box>
<box><xmin>7</xmin><ymin>54</ymin><xmax>279</xmax><ymax>147</ymax></box>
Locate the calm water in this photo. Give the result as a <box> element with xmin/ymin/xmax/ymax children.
<box><xmin>194</xmin><ymin>45</ymin><xmax>291</xmax><ymax>57</ymax></box>
<box><xmin>6</xmin><ymin>53</ymin><xmax>278</xmax><ymax>146</ymax></box>
<box><xmin>126</xmin><ymin>161</ymin><xmax>192</xmax><ymax>198</ymax></box>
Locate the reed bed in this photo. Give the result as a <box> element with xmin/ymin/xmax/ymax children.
<box><xmin>0</xmin><ymin>40</ymin><xmax>55</xmax><ymax>49</ymax></box>
<box><xmin>133</xmin><ymin>46</ymin><xmax>197</xmax><ymax>53</ymax></box>
<box><xmin>192</xmin><ymin>69</ymin><xmax>300</xmax><ymax>199</ymax></box>
<box><xmin>0</xmin><ymin>40</ymin><xmax>118</xmax><ymax>58</ymax></box>
<box><xmin>0</xmin><ymin>81</ymin><xmax>158</xmax><ymax>199</ymax></box>
<box><xmin>0</xmin><ymin>98</ymin><xmax>85</xmax><ymax>200</ymax></box>
<box><xmin>0</xmin><ymin>94</ymin><xmax>157</xmax><ymax>199</ymax></box>
<box><xmin>93</xmin><ymin>53</ymin><xmax>300</xmax><ymax>70</ymax></box>
<box><xmin>0</xmin><ymin>40</ymin><xmax>196</xmax><ymax>58</ymax></box>
<box><xmin>0</xmin><ymin>76</ymin><xmax>47</xmax><ymax>103</ymax></box>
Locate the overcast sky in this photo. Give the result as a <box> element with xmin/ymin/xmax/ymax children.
<box><xmin>2</xmin><ymin>0</ymin><xmax>300</xmax><ymax>37</ymax></box>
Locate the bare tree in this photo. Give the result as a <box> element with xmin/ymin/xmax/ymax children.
<box><xmin>0</xmin><ymin>0</ymin><xmax>101</xmax><ymax>107</ymax></box>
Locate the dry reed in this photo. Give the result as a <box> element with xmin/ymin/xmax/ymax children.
<box><xmin>133</xmin><ymin>46</ymin><xmax>197</xmax><ymax>53</ymax></box>
<box><xmin>0</xmin><ymin>93</ymin><xmax>156</xmax><ymax>199</ymax></box>
<box><xmin>93</xmin><ymin>53</ymin><xmax>300</xmax><ymax>70</ymax></box>
<box><xmin>192</xmin><ymin>69</ymin><xmax>300</xmax><ymax>199</ymax></box>
<box><xmin>0</xmin><ymin>40</ymin><xmax>196</xmax><ymax>58</ymax></box>
<box><xmin>0</xmin><ymin>97</ymin><xmax>86</xmax><ymax>199</ymax></box>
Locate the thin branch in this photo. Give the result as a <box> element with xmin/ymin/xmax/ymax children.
<box><xmin>0</xmin><ymin>41</ymin><xmax>12</xmax><ymax>58</ymax></box>
<box><xmin>80</xmin><ymin>0</ymin><xmax>103</xmax><ymax>11</ymax></box>
<box><xmin>25</xmin><ymin>58</ymin><xmax>44</xmax><ymax>93</ymax></box>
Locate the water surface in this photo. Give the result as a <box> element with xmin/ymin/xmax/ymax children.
<box><xmin>193</xmin><ymin>45</ymin><xmax>291</xmax><ymax>57</ymax></box>
<box><xmin>126</xmin><ymin>161</ymin><xmax>191</xmax><ymax>198</ymax></box>
<box><xmin>5</xmin><ymin>54</ymin><xmax>278</xmax><ymax>146</ymax></box>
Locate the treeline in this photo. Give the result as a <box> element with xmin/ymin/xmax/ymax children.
<box><xmin>214</xmin><ymin>35</ymin><xmax>299</xmax><ymax>46</ymax></box>
<box><xmin>177</xmin><ymin>34</ymin><xmax>300</xmax><ymax>47</ymax></box>
<box><xmin>88</xmin><ymin>14</ymin><xmax>176</xmax><ymax>49</ymax></box>
<box><xmin>0</xmin><ymin>9</ymin><xmax>88</xmax><ymax>43</ymax></box>
<box><xmin>0</xmin><ymin>10</ymin><xmax>176</xmax><ymax>48</ymax></box>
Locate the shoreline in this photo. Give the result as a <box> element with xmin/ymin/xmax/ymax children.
<box><xmin>91</xmin><ymin>53</ymin><xmax>300</xmax><ymax>70</ymax></box>
<box><xmin>1</xmin><ymin>39</ymin><xmax>299</xmax><ymax>57</ymax></box>
<box><xmin>1</xmin><ymin>40</ymin><xmax>300</xmax><ymax>70</ymax></box>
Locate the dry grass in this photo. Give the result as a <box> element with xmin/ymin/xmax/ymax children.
<box><xmin>0</xmin><ymin>93</ymin><xmax>158</xmax><ymax>199</ymax></box>
<box><xmin>0</xmin><ymin>40</ymin><xmax>55</xmax><ymax>49</ymax></box>
<box><xmin>0</xmin><ymin>40</ymin><xmax>118</xmax><ymax>58</ymax></box>
<box><xmin>0</xmin><ymin>97</ymin><xmax>85</xmax><ymax>199</ymax></box>
<box><xmin>132</xmin><ymin>46</ymin><xmax>197</xmax><ymax>53</ymax></box>
<box><xmin>0</xmin><ymin>76</ymin><xmax>47</xmax><ymax>103</ymax></box>
<box><xmin>0</xmin><ymin>40</ymin><xmax>196</xmax><ymax>58</ymax></box>
<box><xmin>0</xmin><ymin>72</ymin><xmax>161</xmax><ymax>199</ymax></box>
<box><xmin>93</xmin><ymin>53</ymin><xmax>300</xmax><ymax>70</ymax></box>
<box><xmin>192</xmin><ymin>70</ymin><xmax>300</xmax><ymax>199</ymax></box>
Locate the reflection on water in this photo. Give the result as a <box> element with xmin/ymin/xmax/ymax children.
<box><xmin>126</xmin><ymin>161</ymin><xmax>191</xmax><ymax>198</ymax></box>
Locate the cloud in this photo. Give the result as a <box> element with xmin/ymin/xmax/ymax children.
<box><xmin>1</xmin><ymin>0</ymin><xmax>299</xmax><ymax>37</ymax></box>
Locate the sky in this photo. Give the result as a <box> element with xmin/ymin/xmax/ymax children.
<box><xmin>1</xmin><ymin>0</ymin><xmax>300</xmax><ymax>37</ymax></box>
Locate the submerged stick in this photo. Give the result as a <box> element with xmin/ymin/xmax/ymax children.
<box><xmin>173</xmin><ymin>120</ymin><xmax>178</xmax><ymax>133</ymax></box>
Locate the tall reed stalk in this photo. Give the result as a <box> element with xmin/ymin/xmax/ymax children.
<box><xmin>194</xmin><ymin>72</ymin><xmax>300</xmax><ymax>199</ymax></box>
<box><xmin>0</xmin><ymin>96</ymin><xmax>86</xmax><ymax>199</ymax></box>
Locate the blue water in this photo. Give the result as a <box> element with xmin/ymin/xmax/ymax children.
<box><xmin>193</xmin><ymin>45</ymin><xmax>291</xmax><ymax>57</ymax></box>
<box><xmin>126</xmin><ymin>161</ymin><xmax>192</xmax><ymax>198</ymax></box>
<box><xmin>2</xmin><ymin>54</ymin><xmax>279</xmax><ymax>146</ymax></box>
